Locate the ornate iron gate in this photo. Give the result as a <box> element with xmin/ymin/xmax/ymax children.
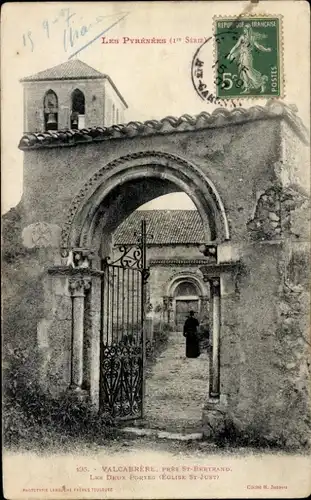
<box><xmin>99</xmin><ymin>220</ymin><xmax>149</xmax><ymax>420</ymax></box>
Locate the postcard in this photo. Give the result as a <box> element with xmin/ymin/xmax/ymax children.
<box><xmin>2</xmin><ymin>1</ymin><xmax>311</xmax><ymax>499</ymax></box>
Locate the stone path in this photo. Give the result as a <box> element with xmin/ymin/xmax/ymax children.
<box><xmin>142</xmin><ymin>331</ymin><xmax>209</xmax><ymax>433</ymax></box>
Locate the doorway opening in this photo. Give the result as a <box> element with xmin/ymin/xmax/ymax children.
<box><xmin>108</xmin><ymin>195</ymin><xmax>211</xmax><ymax>432</ymax></box>
<box><xmin>64</xmin><ymin>151</ymin><xmax>229</xmax><ymax>430</ymax></box>
<box><xmin>174</xmin><ymin>281</ymin><xmax>199</xmax><ymax>330</ymax></box>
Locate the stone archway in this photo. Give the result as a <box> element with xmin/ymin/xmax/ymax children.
<box><xmin>61</xmin><ymin>151</ymin><xmax>230</xmax><ymax>259</ymax></box>
<box><xmin>163</xmin><ymin>272</ymin><xmax>209</xmax><ymax>328</ymax></box>
<box><xmin>52</xmin><ymin>151</ymin><xmax>230</xmax><ymax>419</ymax></box>
<box><xmin>166</xmin><ymin>273</ymin><xmax>206</xmax><ymax>297</ymax></box>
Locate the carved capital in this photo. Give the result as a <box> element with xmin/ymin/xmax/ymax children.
<box><xmin>163</xmin><ymin>295</ymin><xmax>173</xmax><ymax>310</ymax></box>
<box><xmin>199</xmin><ymin>244</ymin><xmax>218</xmax><ymax>262</ymax></box>
<box><xmin>66</xmin><ymin>248</ymin><xmax>95</xmax><ymax>269</ymax></box>
<box><xmin>199</xmin><ymin>294</ymin><xmax>209</xmax><ymax>302</ymax></box>
<box><xmin>209</xmin><ymin>278</ymin><xmax>221</xmax><ymax>298</ymax></box>
<box><xmin>211</xmin><ymin>278</ymin><xmax>220</xmax><ymax>288</ymax></box>
<box><xmin>201</xmin><ymin>276</ymin><xmax>221</xmax><ymax>291</ymax></box>
<box><xmin>68</xmin><ymin>276</ymin><xmax>91</xmax><ymax>297</ymax></box>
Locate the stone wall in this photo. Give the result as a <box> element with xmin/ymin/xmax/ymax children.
<box><xmin>215</xmin><ymin>240</ymin><xmax>310</xmax><ymax>448</ymax></box>
<box><xmin>104</xmin><ymin>79</ymin><xmax>126</xmax><ymax>126</ymax></box>
<box><xmin>21</xmin><ymin>119</ymin><xmax>281</xmax><ymax>231</ymax></box>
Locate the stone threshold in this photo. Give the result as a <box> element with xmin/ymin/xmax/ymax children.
<box><xmin>119</xmin><ymin>426</ymin><xmax>203</xmax><ymax>442</ymax></box>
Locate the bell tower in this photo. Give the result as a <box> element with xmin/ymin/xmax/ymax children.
<box><xmin>21</xmin><ymin>59</ymin><xmax>128</xmax><ymax>133</ymax></box>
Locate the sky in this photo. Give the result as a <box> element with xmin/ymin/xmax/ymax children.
<box><xmin>138</xmin><ymin>193</ymin><xmax>196</xmax><ymax>211</ymax></box>
<box><xmin>1</xmin><ymin>1</ymin><xmax>310</xmax><ymax>214</ymax></box>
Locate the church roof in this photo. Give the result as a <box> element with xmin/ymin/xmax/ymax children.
<box><xmin>20</xmin><ymin>59</ymin><xmax>128</xmax><ymax>107</ymax></box>
<box><xmin>18</xmin><ymin>101</ymin><xmax>309</xmax><ymax>150</ymax></box>
<box><xmin>114</xmin><ymin>210</ymin><xmax>205</xmax><ymax>245</ymax></box>
<box><xmin>21</xmin><ymin>59</ymin><xmax>107</xmax><ymax>82</ymax></box>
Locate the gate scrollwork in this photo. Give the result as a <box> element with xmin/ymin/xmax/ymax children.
<box><xmin>100</xmin><ymin>220</ymin><xmax>148</xmax><ymax>420</ymax></box>
<box><xmin>106</xmin><ymin>244</ymin><xmax>143</xmax><ymax>269</ymax></box>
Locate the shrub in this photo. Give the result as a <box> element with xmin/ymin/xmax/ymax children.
<box><xmin>146</xmin><ymin>322</ymin><xmax>170</xmax><ymax>363</ymax></box>
<box><xmin>2</xmin><ymin>207</ymin><xmax>31</xmax><ymax>263</ymax></box>
<box><xmin>3</xmin><ymin>346</ymin><xmax>114</xmax><ymax>452</ymax></box>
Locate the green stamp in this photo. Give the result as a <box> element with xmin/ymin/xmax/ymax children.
<box><xmin>214</xmin><ymin>17</ymin><xmax>282</xmax><ymax>99</ymax></box>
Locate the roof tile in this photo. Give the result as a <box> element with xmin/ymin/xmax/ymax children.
<box><xmin>18</xmin><ymin>101</ymin><xmax>309</xmax><ymax>150</ymax></box>
<box><xmin>21</xmin><ymin>59</ymin><xmax>106</xmax><ymax>82</ymax></box>
<box><xmin>114</xmin><ymin>210</ymin><xmax>205</xmax><ymax>245</ymax></box>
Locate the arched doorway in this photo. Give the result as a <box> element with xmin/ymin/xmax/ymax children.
<box><xmin>60</xmin><ymin>151</ymin><xmax>229</xmax><ymax>424</ymax></box>
<box><xmin>174</xmin><ymin>281</ymin><xmax>200</xmax><ymax>330</ymax></box>
<box><xmin>163</xmin><ymin>272</ymin><xmax>210</xmax><ymax>330</ymax></box>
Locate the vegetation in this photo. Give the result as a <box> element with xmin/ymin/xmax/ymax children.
<box><xmin>3</xmin><ymin>346</ymin><xmax>115</xmax><ymax>452</ymax></box>
<box><xmin>146</xmin><ymin>321</ymin><xmax>171</xmax><ymax>363</ymax></box>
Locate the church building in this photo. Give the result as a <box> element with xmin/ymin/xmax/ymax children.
<box><xmin>113</xmin><ymin>210</ymin><xmax>211</xmax><ymax>330</ymax></box>
<box><xmin>21</xmin><ymin>59</ymin><xmax>128</xmax><ymax>133</ymax></box>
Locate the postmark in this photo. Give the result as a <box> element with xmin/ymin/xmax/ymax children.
<box><xmin>214</xmin><ymin>15</ymin><xmax>284</xmax><ymax>99</ymax></box>
<box><xmin>191</xmin><ymin>33</ymin><xmax>242</xmax><ymax>107</ymax></box>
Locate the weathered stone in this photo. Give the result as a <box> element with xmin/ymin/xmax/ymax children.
<box><xmin>22</xmin><ymin>222</ymin><xmax>61</xmax><ymax>248</ymax></box>
<box><xmin>269</xmin><ymin>212</ymin><xmax>280</xmax><ymax>221</ymax></box>
<box><xmin>55</xmin><ymin>295</ymin><xmax>72</xmax><ymax>320</ymax></box>
<box><xmin>286</xmin><ymin>362</ymin><xmax>297</xmax><ymax>370</ymax></box>
<box><xmin>270</xmin><ymin>221</ymin><xmax>280</xmax><ymax>229</ymax></box>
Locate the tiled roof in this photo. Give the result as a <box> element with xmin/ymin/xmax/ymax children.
<box><xmin>113</xmin><ymin>210</ymin><xmax>205</xmax><ymax>245</ymax></box>
<box><xmin>18</xmin><ymin>101</ymin><xmax>309</xmax><ymax>150</ymax></box>
<box><xmin>21</xmin><ymin>59</ymin><xmax>106</xmax><ymax>82</ymax></box>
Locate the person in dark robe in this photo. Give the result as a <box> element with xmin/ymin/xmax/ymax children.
<box><xmin>183</xmin><ymin>311</ymin><xmax>200</xmax><ymax>358</ymax></box>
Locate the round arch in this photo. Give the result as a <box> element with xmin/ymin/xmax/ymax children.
<box><xmin>164</xmin><ymin>272</ymin><xmax>209</xmax><ymax>329</ymax></box>
<box><xmin>174</xmin><ymin>281</ymin><xmax>198</xmax><ymax>297</ymax></box>
<box><xmin>43</xmin><ymin>89</ymin><xmax>58</xmax><ymax>132</ymax></box>
<box><xmin>61</xmin><ymin>151</ymin><xmax>230</xmax><ymax>255</ymax></box>
<box><xmin>71</xmin><ymin>88</ymin><xmax>85</xmax><ymax>114</ymax></box>
<box><xmin>166</xmin><ymin>272</ymin><xmax>207</xmax><ymax>297</ymax></box>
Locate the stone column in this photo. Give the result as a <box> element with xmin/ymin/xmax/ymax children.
<box><xmin>199</xmin><ymin>263</ymin><xmax>238</xmax><ymax>437</ymax></box>
<box><xmin>199</xmin><ymin>295</ymin><xmax>209</xmax><ymax>317</ymax></box>
<box><xmin>163</xmin><ymin>296</ymin><xmax>168</xmax><ymax>323</ymax></box>
<box><xmin>209</xmin><ymin>278</ymin><xmax>221</xmax><ymax>399</ymax></box>
<box><xmin>167</xmin><ymin>296</ymin><xmax>173</xmax><ymax>326</ymax></box>
<box><xmin>68</xmin><ymin>276</ymin><xmax>91</xmax><ymax>391</ymax></box>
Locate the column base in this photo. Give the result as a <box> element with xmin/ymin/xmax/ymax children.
<box><xmin>202</xmin><ymin>395</ymin><xmax>227</xmax><ymax>439</ymax></box>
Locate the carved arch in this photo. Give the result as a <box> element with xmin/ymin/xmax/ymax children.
<box><xmin>61</xmin><ymin>151</ymin><xmax>230</xmax><ymax>255</ymax></box>
<box><xmin>165</xmin><ymin>271</ymin><xmax>208</xmax><ymax>297</ymax></box>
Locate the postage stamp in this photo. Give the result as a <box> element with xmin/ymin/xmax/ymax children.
<box><xmin>213</xmin><ymin>16</ymin><xmax>283</xmax><ymax>99</ymax></box>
